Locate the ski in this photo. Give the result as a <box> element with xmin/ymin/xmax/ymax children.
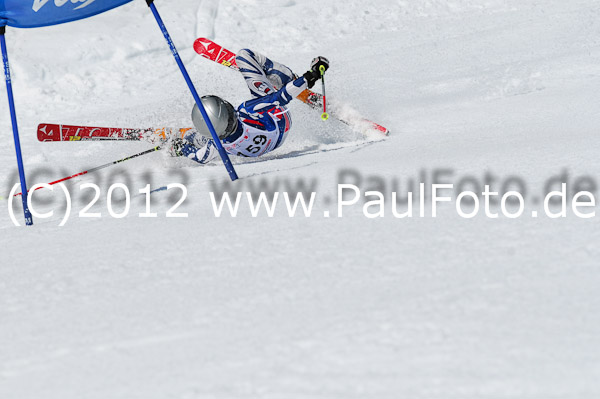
<box><xmin>193</xmin><ymin>38</ymin><xmax>389</xmax><ymax>135</ymax></box>
<box><xmin>37</xmin><ymin>123</ymin><xmax>192</xmax><ymax>142</ymax></box>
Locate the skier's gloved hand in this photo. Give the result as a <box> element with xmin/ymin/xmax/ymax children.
<box><xmin>302</xmin><ymin>56</ymin><xmax>329</xmax><ymax>89</ymax></box>
<box><xmin>302</xmin><ymin>70</ymin><xmax>318</xmax><ymax>89</ymax></box>
<box><xmin>169</xmin><ymin>138</ymin><xmax>184</xmax><ymax>157</ymax></box>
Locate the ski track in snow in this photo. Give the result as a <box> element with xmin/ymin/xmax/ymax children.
<box><xmin>2</xmin><ymin>1</ymin><xmax>600</xmax><ymax>398</ymax></box>
<box><xmin>195</xmin><ymin>0</ymin><xmax>220</xmax><ymax>40</ymax></box>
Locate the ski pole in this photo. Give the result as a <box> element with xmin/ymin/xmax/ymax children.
<box><xmin>319</xmin><ymin>65</ymin><xmax>329</xmax><ymax>121</ymax></box>
<box><xmin>2</xmin><ymin>146</ymin><xmax>162</xmax><ymax>199</ymax></box>
<box><xmin>146</xmin><ymin>0</ymin><xmax>238</xmax><ymax>181</ymax></box>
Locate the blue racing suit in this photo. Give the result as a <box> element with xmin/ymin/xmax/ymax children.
<box><xmin>179</xmin><ymin>49</ymin><xmax>309</xmax><ymax>164</ymax></box>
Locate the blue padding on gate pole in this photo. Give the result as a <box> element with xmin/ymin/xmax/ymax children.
<box><xmin>1</xmin><ymin>26</ymin><xmax>33</xmax><ymax>226</ymax></box>
<box><xmin>146</xmin><ymin>1</ymin><xmax>238</xmax><ymax>181</ymax></box>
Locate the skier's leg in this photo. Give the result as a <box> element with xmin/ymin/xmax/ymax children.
<box><xmin>261</xmin><ymin>53</ymin><xmax>297</xmax><ymax>88</ymax></box>
<box><xmin>236</xmin><ymin>49</ymin><xmax>275</xmax><ymax>98</ymax></box>
<box><xmin>236</xmin><ymin>49</ymin><xmax>296</xmax><ymax>97</ymax></box>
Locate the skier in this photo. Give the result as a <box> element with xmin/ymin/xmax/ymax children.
<box><xmin>169</xmin><ymin>49</ymin><xmax>329</xmax><ymax>163</ymax></box>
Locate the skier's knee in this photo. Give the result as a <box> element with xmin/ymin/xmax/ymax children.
<box><xmin>237</xmin><ymin>48</ymin><xmax>255</xmax><ymax>61</ymax></box>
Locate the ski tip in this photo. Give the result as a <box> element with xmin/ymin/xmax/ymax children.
<box><xmin>193</xmin><ymin>37</ymin><xmax>207</xmax><ymax>53</ymax></box>
<box><xmin>371</xmin><ymin>123</ymin><xmax>390</xmax><ymax>136</ymax></box>
<box><xmin>37</xmin><ymin>123</ymin><xmax>54</xmax><ymax>142</ymax></box>
<box><xmin>378</xmin><ymin>126</ymin><xmax>390</xmax><ymax>136</ymax></box>
<box><xmin>193</xmin><ymin>37</ymin><xmax>217</xmax><ymax>55</ymax></box>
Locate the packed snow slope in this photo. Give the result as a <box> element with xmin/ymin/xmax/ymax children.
<box><xmin>2</xmin><ymin>0</ymin><xmax>600</xmax><ymax>398</ymax></box>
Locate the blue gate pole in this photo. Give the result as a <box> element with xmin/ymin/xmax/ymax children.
<box><xmin>1</xmin><ymin>26</ymin><xmax>33</xmax><ymax>226</ymax></box>
<box><xmin>145</xmin><ymin>0</ymin><xmax>238</xmax><ymax>181</ymax></box>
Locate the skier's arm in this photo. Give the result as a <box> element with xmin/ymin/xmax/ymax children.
<box><xmin>273</xmin><ymin>56</ymin><xmax>330</xmax><ymax>103</ymax></box>
<box><xmin>242</xmin><ymin>77</ymin><xmax>307</xmax><ymax>111</ymax></box>
<box><xmin>278</xmin><ymin>77</ymin><xmax>310</xmax><ymax>105</ymax></box>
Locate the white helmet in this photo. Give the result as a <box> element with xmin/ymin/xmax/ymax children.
<box><xmin>191</xmin><ymin>95</ymin><xmax>238</xmax><ymax>140</ymax></box>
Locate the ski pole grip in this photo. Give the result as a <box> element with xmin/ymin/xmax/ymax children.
<box><xmin>145</xmin><ymin>0</ymin><xmax>154</xmax><ymax>6</ymax></box>
<box><xmin>319</xmin><ymin>65</ymin><xmax>326</xmax><ymax>76</ymax></box>
<box><xmin>0</xmin><ymin>26</ymin><xmax>6</xmax><ymax>35</ymax></box>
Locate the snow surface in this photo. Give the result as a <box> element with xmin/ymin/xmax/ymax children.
<box><xmin>2</xmin><ymin>0</ymin><xmax>600</xmax><ymax>398</ymax></box>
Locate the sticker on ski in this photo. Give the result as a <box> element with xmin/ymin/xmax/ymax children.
<box><xmin>37</xmin><ymin>123</ymin><xmax>192</xmax><ymax>142</ymax></box>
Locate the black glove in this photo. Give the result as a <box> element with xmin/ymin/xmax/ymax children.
<box><xmin>302</xmin><ymin>56</ymin><xmax>329</xmax><ymax>89</ymax></box>
<box><xmin>170</xmin><ymin>138</ymin><xmax>184</xmax><ymax>157</ymax></box>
